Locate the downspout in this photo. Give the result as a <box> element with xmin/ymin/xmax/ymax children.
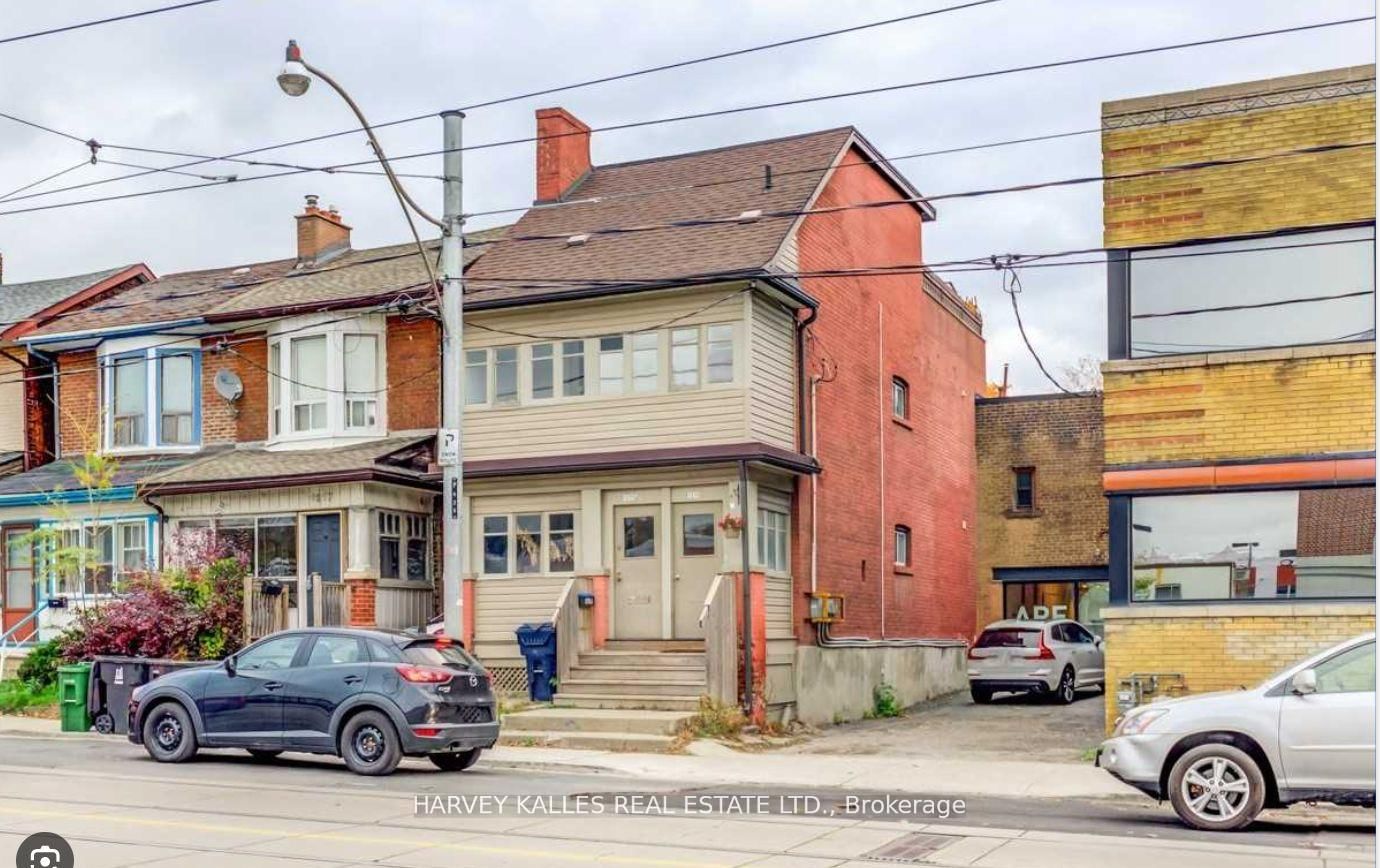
<box><xmin>143</xmin><ymin>493</ymin><xmax>167</xmax><ymax>571</ymax></box>
<box><xmin>795</xmin><ymin>305</ymin><xmax>820</xmax><ymax>595</ymax></box>
<box><xmin>28</xmin><ymin>346</ymin><xmax>56</xmax><ymax>468</ymax></box>
<box><xmin>877</xmin><ymin>301</ymin><xmax>886</xmax><ymax>639</ymax></box>
<box><xmin>738</xmin><ymin>458</ymin><xmax>753</xmax><ymax>716</ymax></box>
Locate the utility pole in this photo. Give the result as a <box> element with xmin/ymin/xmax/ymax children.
<box><xmin>439</xmin><ymin>111</ymin><xmax>465</xmax><ymax>639</ymax></box>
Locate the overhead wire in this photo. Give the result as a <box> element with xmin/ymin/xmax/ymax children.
<box><xmin>0</xmin><ymin>0</ymin><xmax>225</xmax><ymax>48</ymax></box>
<box><xmin>0</xmin><ymin>159</ymin><xmax>90</xmax><ymax>202</ymax></box>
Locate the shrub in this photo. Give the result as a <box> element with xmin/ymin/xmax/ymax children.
<box><xmin>16</xmin><ymin>639</ymin><xmax>63</xmax><ymax>688</ymax></box>
<box><xmin>871</xmin><ymin>681</ymin><xmax>903</xmax><ymax>718</ymax></box>
<box><xmin>59</xmin><ymin>557</ymin><xmax>247</xmax><ymax>662</ymax></box>
<box><xmin>684</xmin><ymin>696</ymin><xmax>747</xmax><ymax>739</ymax></box>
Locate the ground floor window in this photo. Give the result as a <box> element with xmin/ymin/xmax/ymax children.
<box><xmin>755</xmin><ymin>508</ymin><xmax>788</xmax><ymax>572</ymax></box>
<box><xmin>1002</xmin><ymin>580</ymin><xmax>1108</xmax><ymax>635</ymax></box>
<box><xmin>49</xmin><ymin>520</ymin><xmax>151</xmax><ymax>595</ymax></box>
<box><xmin>379</xmin><ymin>511</ymin><xmax>430</xmax><ymax>581</ymax></box>
<box><xmin>1130</xmin><ymin>486</ymin><xmax>1376</xmax><ymax>601</ymax></box>
<box><xmin>479</xmin><ymin>511</ymin><xmax>576</xmax><ymax>576</ymax></box>
<box><xmin>173</xmin><ymin>516</ymin><xmax>297</xmax><ymax>578</ymax></box>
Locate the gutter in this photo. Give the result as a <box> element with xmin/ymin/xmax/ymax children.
<box><xmin>0</xmin><ymin>485</ymin><xmax>137</xmax><ymax>508</ymax></box>
<box><xmin>139</xmin><ymin>466</ymin><xmax>438</xmax><ymax>498</ymax></box>
<box><xmin>19</xmin><ymin>317</ymin><xmax>204</xmax><ymax>348</ymax></box>
<box><xmin>467</xmin><ymin>271</ymin><xmax>819</xmax><ymax>313</ymax></box>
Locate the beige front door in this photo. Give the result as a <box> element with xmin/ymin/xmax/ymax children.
<box><xmin>672</xmin><ymin>503</ymin><xmax>722</xmax><ymax>639</ymax></box>
<box><xmin>613</xmin><ymin>505</ymin><xmax>662</xmax><ymax>639</ymax></box>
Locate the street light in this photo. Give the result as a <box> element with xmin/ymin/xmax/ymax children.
<box><xmin>274</xmin><ymin>40</ymin><xmax>467</xmax><ymax>640</ymax></box>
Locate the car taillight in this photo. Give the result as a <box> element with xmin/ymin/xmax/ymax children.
<box><xmin>396</xmin><ymin>664</ymin><xmax>452</xmax><ymax>683</ymax></box>
<box><xmin>1035</xmin><ymin>635</ymin><xmax>1055</xmax><ymax>660</ymax></box>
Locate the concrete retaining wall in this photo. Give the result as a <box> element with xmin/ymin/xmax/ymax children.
<box><xmin>793</xmin><ymin>642</ymin><xmax>967</xmax><ymax>725</ymax></box>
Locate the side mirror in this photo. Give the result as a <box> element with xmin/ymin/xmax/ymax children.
<box><xmin>1095</xmin><ymin>637</ymin><xmax>1104</xmax><ymax>648</ymax></box>
<box><xmin>1290</xmin><ymin>669</ymin><xmax>1317</xmax><ymax>695</ymax></box>
<box><xmin>225</xmin><ymin>655</ymin><xmax>237</xmax><ymax>677</ymax></box>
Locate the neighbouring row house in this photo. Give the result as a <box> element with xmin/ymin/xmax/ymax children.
<box><xmin>1097</xmin><ymin>66</ymin><xmax>1376</xmax><ymax>729</ymax></box>
<box><xmin>0</xmin><ymin>108</ymin><xmax>984</xmax><ymax>728</ymax></box>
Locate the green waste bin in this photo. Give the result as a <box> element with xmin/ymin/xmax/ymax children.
<box><xmin>58</xmin><ymin>662</ymin><xmax>92</xmax><ymax>733</ymax></box>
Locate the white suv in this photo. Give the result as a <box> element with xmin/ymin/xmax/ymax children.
<box><xmin>967</xmin><ymin>619</ymin><xmax>1105</xmax><ymax>704</ymax></box>
<box><xmin>1099</xmin><ymin>633</ymin><xmax>1376</xmax><ymax>830</ymax></box>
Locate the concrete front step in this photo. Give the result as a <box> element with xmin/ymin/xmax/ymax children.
<box><xmin>576</xmin><ymin>652</ymin><xmax>706</xmax><ymax>668</ymax></box>
<box><xmin>559</xmin><ymin>678</ymin><xmax>707</xmax><ymax>697</ymax></box>
<box><xmin>502</xmin><ymin>706</ymin><xmax>692</xmax><ymax>735</ymax></box>
<box><xmin>498</xmin><ymin>729</ymin><xmax>678</xmax><ymax>752</ymax></box>
<box><xmin>600</xmin><ymin>640</ymin><xmax>705</xmax><ymax>652</ymax></box>
<box><xmin>569</xmin><ymin>665</ymin><xmax>706</xmax><ymax>683</ymax></box>
<box><xmin>553</xmin><ymin>693</ymin><xmax>702</xmax><ymax>712</ymax></box>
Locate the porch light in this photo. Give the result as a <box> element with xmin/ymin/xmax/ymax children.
<box><xmin>277</xmin><ymin>40</ymin><xmax>311</xmax><ymax>96</ymax></box>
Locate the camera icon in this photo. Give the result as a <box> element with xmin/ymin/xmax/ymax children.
<box><xmin>16</xmin><ymin>833</ymin><xmax>72</xmax><ymax>868</ymax></box>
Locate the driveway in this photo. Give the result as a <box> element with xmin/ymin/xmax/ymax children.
<box><xmin>784</xmin><ymin>687</ymin><xmax>1106</xmax><ymax>764</ymax></box>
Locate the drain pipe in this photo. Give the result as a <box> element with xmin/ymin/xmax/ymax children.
<box><xmin>796</xmin><ymin>305</ymin><xmax>820</xmax><ymax>595</ymax></box>
<box><xmin>876</xmin><ymin>301</ymin><xmax>886</xmax><ymax>639</ymax></box>
<box><xmin>738</xmin><ymin>458</ymin><xmax>753</xmax><ymax>715</ymax></box>
<box><xmin>815</xmin><ymin>621</ymin><xmax>964</xmax><ymax>649</ymax></box>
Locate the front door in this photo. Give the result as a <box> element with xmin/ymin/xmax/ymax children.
<box><xmin>304</xmin><ymin>514</ymin><xmax>341</xmax><ymax>626</ymax></box>
<box><xmin>613</xmin><ymin>506</ymin><xmax>661</xmax><ymax>639</ymax></box>
<box><xmin>672</xmin><ymin>504</ymin><xmax>721</xmax><ymax>639</ymax></box>
<box><xmin>1</xmin><ymin>528</ymin><xmax>37</xmax><ymax>640</ymax></box>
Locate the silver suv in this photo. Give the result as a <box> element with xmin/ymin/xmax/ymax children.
<box><xmin>1099</xmin><ymin>633</ymin><xmax>1376</xmax><ymax>830</ymax></box>
<box><xmin>967</xmin><ymin>619</ymin><xmax>1105</xmax><ymax>704</ymax></box>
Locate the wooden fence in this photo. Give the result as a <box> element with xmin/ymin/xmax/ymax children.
<box><xmin>376</xmin><ymin>582</ymin><xmax>434</xmax><ymax>630</ymax></box>
<box><xmin>701</xmin><ymin>573</ymin><xmax>737</xmax><ymax>705</ymax></box>
<box><xmin>243</xmin><ymin>577</ymin><xmax>289</xmax><ymax>643</ymax></box>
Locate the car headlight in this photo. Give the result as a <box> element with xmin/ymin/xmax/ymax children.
<box><xmin>1114</xmin><ymin>707</ymin><xmax>1169</xmax><ymax>736</ymax></box>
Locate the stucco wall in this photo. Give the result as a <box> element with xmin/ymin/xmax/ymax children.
<box><xmin>793</xmin><ymin>642</ymin><xmax>967</xmax><ymax>725</ymax></box>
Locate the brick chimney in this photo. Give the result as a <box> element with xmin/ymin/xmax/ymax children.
<box><xmin>535</xmin><ymin>107</ymin><xmax>591</xmax><ymax>203</ymax></box>
<box><xmin>295</xmin><ymin>194</ymin><xmax>351</xmax><ymax>265</ymax></box>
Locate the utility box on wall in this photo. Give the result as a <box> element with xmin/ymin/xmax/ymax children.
<box><xmin>807</xmin><ymin>592</ymin><xmax>844</xmax><ymax>623</ymax></box>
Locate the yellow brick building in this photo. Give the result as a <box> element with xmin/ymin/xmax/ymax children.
<box><xmin>1099</xmin><ymin>67</ymin><xmax>1376</xmax><ymax>730</ymax></box>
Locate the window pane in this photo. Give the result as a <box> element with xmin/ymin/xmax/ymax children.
<box><xmin>380</xmin><ymin>537</ymin><xmax>400</xmax><ymax>579</ymax></box>
<box><xmin>562</xmin><ymin>340</ymin><xmax>585</xmax><ymax>397</ymax></box>
<box><xmin>291</xmin><ymin>335</ymin><xmax>327</xmax><ymax>431</ymax></box>
<box><xmin>1129</xmin><ymin>226</ymin><xmax>1376</xmax><ymax>357</ymax></box>
<box><xmin>623</xmin><ymin>516</ymin><xmax>655</xmax><ymax>558</ymax></box>
<box><xmin>632</xmin><ymin>332</ymin><xmax>658</xmax><ymax>392</ymax></box>
<box><xmin>1132</xmin><ymin>488</ymin><xmax>1376</xmax><ymax>601</ymax></box>
<box><xmin>343</xmin><ymin>335</ymin><xmax>377</xmax><ymax>393</ymax></box>
<box><xmin>531</xmin><ymin>343</ymin><xmax>554</xmax><ymax>400</ymax></box>
<box><xmin>495</xmin><ymin>346</ymin><xmax>518</xmax><ymax>405</ymax></box>
<box><xmin>406</xmin><ymin>539</ymin><xmax>427</xmax><ymax>581</ymax></box>
<box><xmin>111</xmin><ymin>355</ymin><xmax>147</xmax><ymax>446</ymax></box>
<box><xmin>238</xmin><ymin>635</ymin><xmax>304</xmax><ymax>671</ymax></box>
<box><xmin>1313</xmin><ymin>643</ymin><xmax>1375</xmax><ymax>693</ymax></box>
<box><xmin>891</xmin><ymin>379</ymin><xmax>907</xmax><ymax>418</ymax></box>
<box><xmin>482</xmin><ymin>515</ymin><xmax>508</xmax><ymax>574</ymax></box>
<box><xmin>549</xmin><ymin>513</ymin><xmax>575</xmax><ymax>573</ymax></box>
<box><xmin>895</xmin><ymin>527</ymin><xmax>910</xmax><ymax>565</ymax></box>
<box><xmin>465</xmin><ymin>349</ymin><xmax>487</xmax><ymax>405</ymax></box>
<box><xmin>707</xmin><ymin>324</ymin><xmax>734</xmax><ymax>383</ymax></box>
<box><xmin>119</xmin><ymin>523</ymin><xmax>147</xmax><ymax>572</ymax></box>
<box><xmin>682</xmin><ymin>514</ymin><xmax>715</xmax><ymax>556</ymax></box>
<box><xmin>269</xmin><ymin>343</ymin><xmax>282</xmax><ymax>436</ymax></box>
<box><xmin>308</xmin><ymin>635</ymin><xmax>363</xmax><ymax>666</ymax></box>
<box><xmin>671</xmin><ymin>328</ymin><xmax>699</xmax><ymax>389</ymax></box>
<box><xmin>1014</xmin><ymin>470</ymin><xmax>1034</xmax><ymax>510</ymax></box>
<box><xmin>515</xmin><ymin>514</ymin><xmax>541</xmax><ymax>573</ymax></box>
<box><xmin>599</xmin><ymin>336</ymin><xmax>624</xmax><ymax>395</ymax></box>
<box><xmin>257</xmin><ymin>516</ymin><xmax>297</xmax><ymax>578</ymax></box>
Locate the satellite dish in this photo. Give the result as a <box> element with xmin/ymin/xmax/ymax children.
<box><xmin>213</xmin><ymin>369</ymin><xmax>243</xmax><ymax>402</ymax></box>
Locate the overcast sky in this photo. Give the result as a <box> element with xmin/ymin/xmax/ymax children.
<box><xmin>0</xmin><ymin>0</ymin><xmax>1372</xmax><ymax>392</ymax></box>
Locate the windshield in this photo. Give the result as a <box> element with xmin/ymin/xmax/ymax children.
<box><xmin>975</xmin><ymin>628</ymin><xmax>1040</xmax><ymax>649</ymax></box>
<box><xmin>403</xmin><ymin>639</ymin><xmax>481</xmax><ymax>670</ymax></box>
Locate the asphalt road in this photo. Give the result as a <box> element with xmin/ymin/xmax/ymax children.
<box><xmin>0</xmin><ymin>732</ymin><xmax>1371</xmax><ymax>868</ymax></box>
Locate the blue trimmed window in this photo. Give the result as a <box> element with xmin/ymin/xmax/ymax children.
<box><xmin>103</xmin><ymin>347</ymin><xmax>201</xmax><ymax>450</ymax></box>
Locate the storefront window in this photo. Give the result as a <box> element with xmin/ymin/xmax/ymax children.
<box><xmin>1131</xmin><ymin>487</ymin><xmax>1376</xmax><ymax>601</ymax></box>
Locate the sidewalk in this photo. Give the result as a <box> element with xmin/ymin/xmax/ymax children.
<box><xmin>0</xmin><ymin>713</ymin><xmax>1133</xmax><ymax>798</ymax></box>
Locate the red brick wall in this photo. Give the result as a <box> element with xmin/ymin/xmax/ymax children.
<box><xmin>201</xmin><ymin>335</ymin><xmax>269</xmax><ymax>444</ymax></box>
<box><xmin>57</xmin><ymin>349</ymin><xmax>99</xmax><ymax>456</ymax></box>
<box><xmin>792</xmin><ymin>147</ymin><xmax>986</xmax><ymax>642</ymax></box>
<box><xmin>1298</xmin><ymin>487</ymin><xmax>1377</xmax><ymax>557</ymax></box>
<box><xmin>387</xmin><ymin>316</ymin><xmax>439</xmax><ymax>431</ymax></box>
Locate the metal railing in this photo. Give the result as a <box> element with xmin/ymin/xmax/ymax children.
<box><xmin>0</xmin><ymin>606</ymin><xmax>44</xmax><ymax>676</ymax></box>
<box><xmin>699</xmin><ymin>573</ymin><xmax>737</xmax><ymax>704</ymax></box>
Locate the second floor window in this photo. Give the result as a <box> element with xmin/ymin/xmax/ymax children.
<box><xmin>104</xmin><ymin>346</ymin><xmax>200</xmax><ymax>450</ymax></box>
<box><xmin>1014</xmin><ymin>468</ymin><xmax>1035</xmax><ymax>511</ymax></box>
<box><xmin>894</xmin><ymin>525</ymin><xmax>911</xmax><ymax>566</ymax></box>
<box><xmin>891</xmin><ymin>376</ymin><xmax>909</xmax><ymax>419</ymax></box>
<box><xmin>268</xmin><ymin>317</ymin><xmax>386</xmax><ymax>441</ymax></box>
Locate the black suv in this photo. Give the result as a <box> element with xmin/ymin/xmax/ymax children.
<box><xmin>128</xmin><ymin>628</ymin><xmax>499</xmax><ymax>775</ymax></box>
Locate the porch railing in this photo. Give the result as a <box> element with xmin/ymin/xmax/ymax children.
<box><xmin>318</xmin><ymin>578</ymin><xmax>350</xmax><ymax>627</ymax></box>
<box><xmin>0</xmin><ymin>606</ymin><xmax>44</xmax><ymax>678</ymax></box>
<box><xmin>376</xmin><ymin>582</ymin><xmax>434</xmax><ymax>630</ymax></box>
<box><xmin>549</xmin><ymin>577</ymin><xmax>587</xmax><ymax>695</ymax></box>
<box><xmin>243</xmin><ymin>576</ymin><xmax>290</xmax><ymax>642</ymax></box>
<box><xmin>699</xmin><ymin>573</ymin><xmax>737</xmax><ymax>705</ymax></box>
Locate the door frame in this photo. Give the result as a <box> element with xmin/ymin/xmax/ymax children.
<box><xmin>0</xmin><ymin>524</ymin><xmax>37</xmax><ymax>640</ymax></box>
<box><xmin>298</xmin><ymin>510</ymin><xmax>344</xmax><ymax>627</ymax></box>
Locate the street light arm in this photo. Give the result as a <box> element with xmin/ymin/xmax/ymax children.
<box><xmin>301</xmin><ymin>59</ymin><xmax>443</xmax><ymax>229</ymax></box>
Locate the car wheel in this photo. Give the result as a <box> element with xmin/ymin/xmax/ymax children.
<box><xmin>970</xmin><ymin>686</ymin><xmax>993</xmax><ymax>704</ymax></box>
<box><xmin>429</xmin><ymin>748</ymin><xmax>482</xmax><ymax>771</ymax></box>
<box><xmin>1168</xmin><ymin>743</ymin><xmax>1266</xmax><ymax>832</ymax></box>
<box><xmin>142</xmin><ymin>701</ymin><xmax>198</xmax><ymax>764</ymax></box>
<box><xmin>247</xmin><ymin>749</ymin><xmax>283</xmax><ymax>761</ymax></box>
<box><xmin>1054</xmin><ymin>667</ymin><xmax>1077</xmax><ymax>705</ymax></box>
<box><xmin>340</xmin><ymin>710</ymin><xmax>402</xmax><ymax>776</ymax></box>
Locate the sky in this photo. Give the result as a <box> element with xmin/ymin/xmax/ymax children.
<box><xmin>0</xmin><ymin>0</ymin><xmax>1372</xmax><ymax>393</ymax></box>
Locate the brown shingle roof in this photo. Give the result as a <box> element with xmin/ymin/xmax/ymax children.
<box><xmin>141</xmin><ymin>435</ymin><xmax>433</xmax><ymax>494</ymax></box>
<box><xmin>465</xmin><ymin>127</ymin><xmax>858</xmax><ymax>303</ymax></box>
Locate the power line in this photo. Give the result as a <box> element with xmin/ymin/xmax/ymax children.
<box><xmin>0</xmin><ymin>15</ymin><xmax>1366</xmax><ymax>215</ymax></box>
<box><xmin>0</xmin><ymin>0</ymin><xmax>226</xmax><ymax>48</ymax></box>
<box><xmin>0</xmin><ymin>159</ymin><xmax>89</xmax><ymax>202</ymax></box>
<box><xmin>998</xmin><ymin>261</ymin><xmax>1075</xmax><ymax>394</ymax></box>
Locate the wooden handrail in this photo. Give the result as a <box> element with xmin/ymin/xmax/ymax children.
<box><xmin>549</xmin><ymin>578</ymin><xmax>576</xmax><ymax>624</ymax></box>
<box><xmin>698</xmin><ymin>573</ymin><xmax>725</xmax><ymax>628</ymax></box>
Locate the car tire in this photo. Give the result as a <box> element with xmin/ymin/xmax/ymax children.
<box><xmin>141</xmin><ymin>701</ymin><xmax>198</xmax><ymax>764</ymax></box>
<box><xmin>1167</xmin><ymin>743</ymin><xmax>1266</xmax><ymax>832</ymax></box>
<box><xmin>970</xmin><ymin>686</ymin><xmax>993</xmax><ymax>704</ymax></box>
<box><xmin>429</xmin><ymin>748</ymin><xmax>482</xmax><ymax>771</ymax></box>
<box><xmin>1054</xmin><ymin>667</ymin><xmax>1077</xmax><ymax>705</ymax></box>
<box><xmin>247</xmin><ymin>749</ymin><xmax>283</xmax><ymax>761</ymax></box>
<box><xmin>340</xmin><ymin>710</ymin><xmax>402</xmax><ymax>776</ymax></box>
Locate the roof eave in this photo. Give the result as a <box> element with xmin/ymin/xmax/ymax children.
<box><xmin>0</xmin><ymin>263</ymin><xmax>155</xmax><ymax>342</ymax></box>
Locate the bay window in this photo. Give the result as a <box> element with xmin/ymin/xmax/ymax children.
<box><xmin>479</xmin><ymin>511</ymin><xmax>577</xmax><ymax>575</ymax></box>
<box><xmin>706</xmin><ymin>324</ymin><xmax>734</xmax><ymax>383</ymax></box>
<box><xmin>531</xmin><ymin>343</ymin><xmax>555</xmax><ymax>400</ymax></box>
<box><xmin>671</xmin><ymin>328</ymin><xmax>699</xmax><ymax>389</ymax></box>
<box><xmin>267</xmin><ymin>316</ymin><xmax>386</xmax><ymax>441</ymax></box>
<box><xmin>103</xmin><ymin>343</ymin><xmax>200</xmax><ymax>451</ymax></box>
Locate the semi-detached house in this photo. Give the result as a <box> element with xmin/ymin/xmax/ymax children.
<box><xmin>2</xmin><ymin>107</ymin><xmax>985</xmax><ymax>729</ymax></box>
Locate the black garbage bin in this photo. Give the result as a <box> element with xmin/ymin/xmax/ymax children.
<box><xmin>514</xmin><ymin>623</ymin><xmax>557</xmax><ymax>702</ymax></box>
<box><xmin>90</xmin><ymin>657</ymin><xmax>211</xmax><ymax>734</ymax></box>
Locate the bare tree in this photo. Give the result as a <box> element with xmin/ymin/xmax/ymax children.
<box><xmin>1060</xmin><ymin>356</ymin><xmax>1104</xmax><ymax>393</ymax></box>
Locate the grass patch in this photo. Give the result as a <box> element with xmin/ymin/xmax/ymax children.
<box><xmin>0</xmin><ymin>679</ymin><xmax>58</xmax><ymax>716</ymax></box>
<box><xmin>1078</xmin><ymin>746</ymin><xmax>1100</xmax><ymax>763</ymax></box>
<box><xmin>866</xmin><ymin>682</ymin><xmax>903</xmax><ymax>719</ymax></box>
<box><xmin>683</xmin><ymin>696</ymin><xmax>746</xmax><ymax>739</ymax></box>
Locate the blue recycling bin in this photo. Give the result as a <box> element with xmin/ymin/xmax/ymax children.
<box><xmin>515</xmin><ymin>622</ymin><xmax>557</xmax><ymax>702</ymax></box>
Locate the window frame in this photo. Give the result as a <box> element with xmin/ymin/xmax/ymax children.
<box><xmin>376</xmin><ymin>510</ymin><xmax>431</xmax><ymax>583</ymax></box>
<box><xmin>755</xmin><ymin>507</ymin><xmax>789</xmax><ymax>573</ymax></box>
<box><xmin>1013</xmin><ymin>467</ymin><xmax>1036</xmax><ymax>512</ymax></box>
<box><xmin>891</xmin><ymin>376</ymin><xmax>909</xmax><ymax>420</ymax></box>
<box><xmin>894</xmin><ymin>524</ymin><xmax>911</xmax><ymax>568</ymax></box>
<box><xmin>266</xmin><ymin>315</ymin><xmax>387</xmax><ymax>444</ymax></box>
<box><xmin>101</xmin><ymin>343</ymin><xmax>202</xmax><ymax>452</ymax></box>
<box><xmin>43</xmin><ymin>518</ymin><xmax>153</xmax><ymax>596</ymax></box>
<box><xmin>475</xmin><ymin>511</ymin><xmax>578</xmax><ymax>577</ymax></box>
